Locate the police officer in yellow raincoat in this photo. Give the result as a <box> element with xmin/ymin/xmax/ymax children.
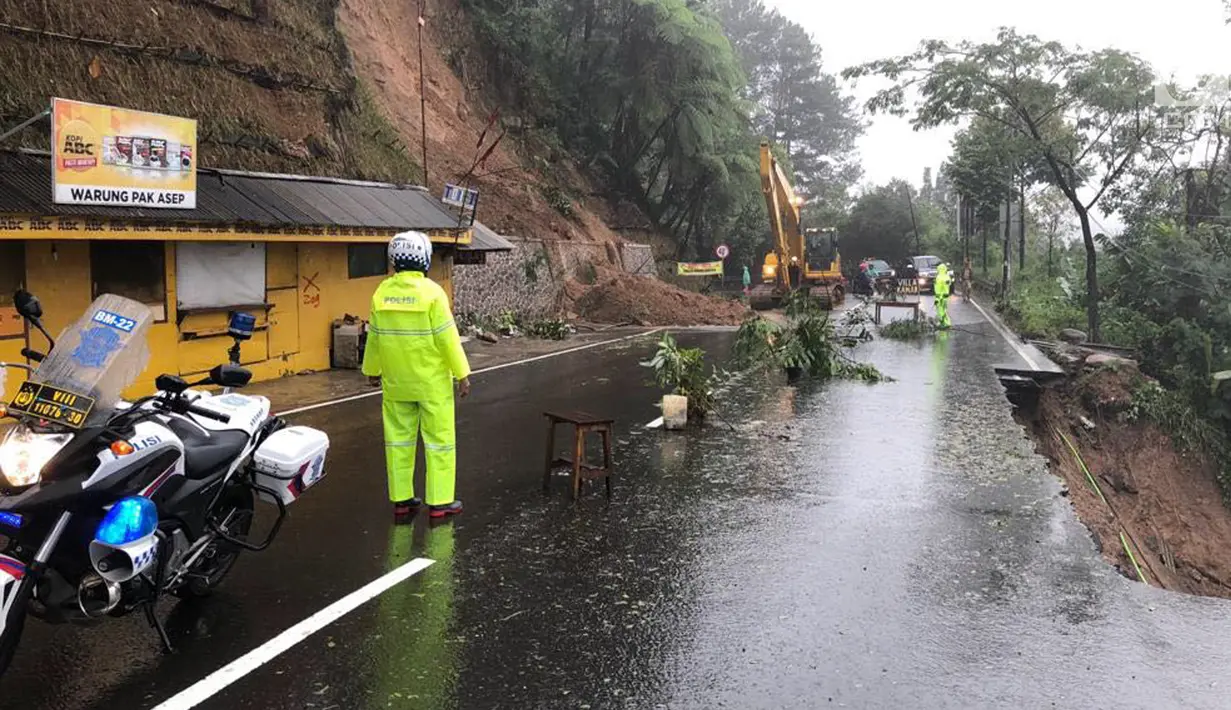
<box><xmin>934</xmin><ymin>262</ymin><xmax>953</xmax><ymax>329</ymax></box>
<box><xmin>362</xmin><ymin>231</ymin><xmax>471</xmax><ymax>522</ymax></box>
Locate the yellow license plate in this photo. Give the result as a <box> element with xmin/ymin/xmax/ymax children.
<box><xmin>8</xmin><ymin>382</ymin><xmax>95</xmax><ymax>429</ymax></box>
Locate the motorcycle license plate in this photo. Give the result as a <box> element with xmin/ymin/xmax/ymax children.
<box><xmin>8</xmin><ymin>382</ymin><xmax>95</xmax><ymax>429</ymax></box>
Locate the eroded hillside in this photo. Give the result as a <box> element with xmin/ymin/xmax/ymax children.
<box><xmin>0</xmin><ymin>0</ymin><xmax>652</xmax><ymax>244</ymax></box>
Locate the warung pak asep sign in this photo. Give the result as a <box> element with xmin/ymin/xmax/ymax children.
<box><xmin>52</xmin><ymin>98</ymin><xmax>197</xmax><ymax>209</ymax></box>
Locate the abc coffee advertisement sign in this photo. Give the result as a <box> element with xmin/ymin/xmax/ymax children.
<box><xmin>52</xmin><ymin>98</ymin><xmax>197</xmax><ymax>209</ymax></box>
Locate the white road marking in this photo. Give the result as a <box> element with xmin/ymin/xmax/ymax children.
<box><xmin>968</xmin><ymin>298</ymin><xmax>1041</xmax><ymax>371</ymax></box>
<box><xmin>277</xmin><ymin>328</ymin><xmax>665</xmax><ymax>416</ymax></box>
<box><xmin>151</xmin><ymin>557</ymin><xmax>435</xmax><ymax>710</ymax></box>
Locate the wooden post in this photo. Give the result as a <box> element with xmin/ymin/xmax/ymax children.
<box><xmin>417</xmin><ymin>2</ymin><xmax>429</xmax><ymax>186</ymax></box>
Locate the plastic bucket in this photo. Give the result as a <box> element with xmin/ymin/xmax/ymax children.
<box><xmin>662</xmin><ymin>394</ymin><xmax>688</xmax><ymax>430</ymax></box>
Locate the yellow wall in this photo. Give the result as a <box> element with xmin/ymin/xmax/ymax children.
<box><xmin>0</xmin><ymin>240</ymin><xmax>455</xmax><ymax>405</ymax></box>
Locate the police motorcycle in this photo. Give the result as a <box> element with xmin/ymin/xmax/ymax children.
<box><xmin>0</xmin><ymin>290</ymin><xmax>330</xmax><ymax>676</ymax></box>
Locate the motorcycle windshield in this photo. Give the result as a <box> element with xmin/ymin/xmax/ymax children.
<box><xmin>12</xmin><ymin>294</ymin><xmax>153</xmax><ymax>428</ymax></box>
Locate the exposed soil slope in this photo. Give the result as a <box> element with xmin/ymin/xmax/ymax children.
<box><xmin>564</xmin><ymin>267</ymin><xmax>749</xmax><ymax>327</ymax></box>
<box><xmin>0</xmin><ymin>0</ymin><xmax>411</xmax><ymax>181</ymax></box>
<box><xmin>2</xmin><ymin>0</ymin><xmax>746</xmax><ymax>325</ymax></box>
<box><xmin>1020</xmin><ymin>362</ymin><xmax>1231</xmax><ymax>598</ymax></box>
<box><xmin>337</xmin><ymin>0</ymin><xmax>625</xmax><ymax>243</ymax></box>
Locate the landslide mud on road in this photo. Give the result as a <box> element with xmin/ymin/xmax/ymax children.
<box><xmin>1014</xmin><ymin>361</ymin><xmax>1231</xmax><ymax>598</ymax></box>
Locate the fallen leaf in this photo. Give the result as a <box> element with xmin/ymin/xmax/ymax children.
<box><xmin>88</xmin><ymin>55</ymin><xmax>103</xmax><ymax>79</ymax></box>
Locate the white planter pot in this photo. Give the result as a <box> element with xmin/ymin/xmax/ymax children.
<box><xmin>662</xmin><ymin>394</ymin><xmax>688</xmax><ymax>430</ymax></box>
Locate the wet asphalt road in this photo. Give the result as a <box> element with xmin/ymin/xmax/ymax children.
<box><xmin>8</xmin><ymin>300</ymin><xmax>1231</xmax><ymax>709</ymax></box>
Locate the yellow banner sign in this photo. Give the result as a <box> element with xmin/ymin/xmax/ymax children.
<box><xmin>52</xmin><ymin>98</ymin><xmax>198</xmax><ymax>209</ymax></box>
<box><xmin>677</xmin><ymin>261</ymin><xmax>723</xmax><ymax>276</ymax></box>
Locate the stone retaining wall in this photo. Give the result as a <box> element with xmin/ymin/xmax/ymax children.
<box><xmin>453</xmin><ymin>238</ymin><xmax>656</xmax><ymax>320</ymax></box>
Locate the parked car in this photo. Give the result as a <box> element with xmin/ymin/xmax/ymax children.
<box><xmin>853</xmin><ymin>259</ymin><xmax>897</xmax><ymax>296</ymax></box>
<box><xmin>911</xmin><ymin>255</ymin><xmax>942</xmax><ymax>289</ymax></box>
<box><xmin>866</xmin><ymin>259</ymin><xmax>896</xmax><ymax>280</ymax></box>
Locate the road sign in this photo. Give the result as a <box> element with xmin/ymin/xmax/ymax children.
<box><xmin>715</xmin><ymin>244</ymin><xmax>730</xmax><ymax>259</ymax></box>
<box><xmin>442</xmin><ymin>183</ymin><xmax>479</xmax><ymax>210</ymax></box>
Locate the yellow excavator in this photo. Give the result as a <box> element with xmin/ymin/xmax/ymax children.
<box><xmin>749</xmin><ymin>140</ymin><xmax>846</xmax><ymax>311</ymax></box>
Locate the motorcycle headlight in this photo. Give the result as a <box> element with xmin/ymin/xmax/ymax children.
<box><xmin>0</xmin><ymin>425</ymin><xmax>71</xmax><ymax>487</ymax></box>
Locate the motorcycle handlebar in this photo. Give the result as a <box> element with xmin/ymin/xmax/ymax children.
<box><xmin>186</xmin><ymin>403</ymin><xmax>231</xmax><ymax>424</ymax></box>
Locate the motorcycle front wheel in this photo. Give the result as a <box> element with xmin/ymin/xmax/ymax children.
<box><xmin>0</xmin><ymin>573</ymin><xmax>36</xmax><ymax>678</ymax></box>
<box><xmin>176</xmin><ymin>485</ymin><xmax>255</xmax><ymax>599</ymax></box>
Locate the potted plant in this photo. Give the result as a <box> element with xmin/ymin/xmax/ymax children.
<box><xmin>642</xmin><ymin>333</ymin><xmax>716</xmax><ymax>427</ymax></box>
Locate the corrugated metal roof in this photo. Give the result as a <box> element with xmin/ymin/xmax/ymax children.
<box><xmin>330</xmin><ymin>184</ymin><xmax>404</xmax><ymax>228</ymax></box>
<box><xmin>0</xmin><ymin>150</ymin><xmax>465</xmax><ymax>232</ymax></box>
<box><xmin>290</xmin><ymin>182</ymin><xmax>367</xmax><ymax>226</ymax></box>
<box><xmin>223</xmin><ymin>176</ymin><xmax>318</xmax><ymax>224</ymax></box>
<box><xmin>463</xmin><ymin>221</ymin><xmax>515</xmax><ymax>252</ymax></box>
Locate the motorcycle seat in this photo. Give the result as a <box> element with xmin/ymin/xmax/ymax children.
<box><xmin>165</xmin><ymin>420</ymin><xmax>250</xmax><ymax>479</ymax></box>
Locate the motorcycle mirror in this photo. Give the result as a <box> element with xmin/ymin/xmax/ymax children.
<box><xmin>155</xmin><ymin>374</ymin><xmax>190</xmax><ymax>395</ymax></box>
<box><xmin>13</xmin><ymin>290</ymin><xmax>43</xmax><ymax>321</ymax></box>
<box><xmin>210</xmin><ymin>364</ymin><xmax>252</xmax><ymax>389</ymax></box>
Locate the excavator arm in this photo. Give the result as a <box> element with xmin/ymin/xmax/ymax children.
<box><xmin>759</xmin><ymin>140</ymin><xmax>804</xmax><ymax>290</ymax></box>
<box><xmin>751</xmin><ymin>140</ymin><xmax>845</xmax><ymax>311</ymax></box>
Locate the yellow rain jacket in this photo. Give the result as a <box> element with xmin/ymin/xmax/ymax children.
<box><xmin>361</xmin><ymin>271</ymin><xmax>471</xmax><ymax>402</ymax></box>
<box><xmin>934</xmin><ymin>263</ymin><xmax>952</xmax><ymax>298</ymax></box>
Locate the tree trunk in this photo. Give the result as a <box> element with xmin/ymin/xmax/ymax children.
<box><xmin>1002</xmin><ymin>200</ymin><xmax>1011</xmax><ymax>297</ymax></box>
<box><xmin>1076</xmin><ymin>209</ymin><xmax>1100</xmax><ymax>340</ymax></box>
<box><xmin>1047</xmin><ymin>231</ymin><xmax>1054</xmax><ymax>279</ymax></box>
<box><xmin>1018</xmin><ymin>183</ymin><xmax>1026</xmax><ymax>273</ymax></box>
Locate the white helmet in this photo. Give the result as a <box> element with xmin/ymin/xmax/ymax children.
<box><xmin>388</xmin><ymin>230</ymin><xmax>432</xmax><ymax>272</ymax></box>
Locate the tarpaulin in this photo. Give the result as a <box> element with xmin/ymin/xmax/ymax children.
<box><xmin>176</xmin><ymin>242</ymin><xmax>266</xmax><ymax>309</ymax></box>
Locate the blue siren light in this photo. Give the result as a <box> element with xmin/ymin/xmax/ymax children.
<box><xmin>228</xmin><ymin>311</ymin><xmax>256</xmax><ymax>341</ymax></box>
<box><xmin>96</xmin><ymin>497</ymin><xmax>158</xmax><ymax>545</ymax></box>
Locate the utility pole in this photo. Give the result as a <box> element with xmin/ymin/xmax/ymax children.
<box><xmin>904</xmin><ymin>184</ymin><xmax>920</xmax><ymax>253</ymax></box>
<box><xmin>981</xmin><ymin>224</ymin><xmax>988</xmax><ymax>274</ymax></box>
<box><xmin>417</xmin><ymin>1</ymin><xmax>429</xmax><ymax>186</ymax></box>
<box><xmin>956</xmin><ymin>193</ymin><xmax>964</xmax><ymax>260</ymax></box>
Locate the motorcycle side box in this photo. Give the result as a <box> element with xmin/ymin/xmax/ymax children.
<box><xmin>250</xmin><ymin>426</ymin><xmax>330</xmax><ymax>505</ymax></box>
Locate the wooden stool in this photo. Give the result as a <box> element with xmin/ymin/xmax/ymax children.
<box><xmin>543</xmin><ymin>411</ymin><xmax>614</xmax><ymax>500</ymax></box>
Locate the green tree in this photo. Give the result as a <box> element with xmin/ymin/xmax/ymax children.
<box><xmin>1030</xmin><ymin>186</ymin><xmax>1072</xmax><ymax>278</ymax></box>
<box><xmin>944</xmin><ymin>114</ymin><xmax>1057</xmax><ymax>292</ymax></box>
<box><xmin>465</xmin><ymin>0</ymin><xmax>761</xmax><ymax>257</ymax></box>
<box><xmin>709</xmin><ymin>0</ymin><xmax>863</xmax><ymax>215</ymax></box>
<box><xmin>845</xmin><ymin>28</ymin><xmax>1162</xmax><ymax>340</ymax></box>
<box><xmin>844</xmin><ymin>180</ymin><xmax>920</xmax><ymax>264</ymax></box>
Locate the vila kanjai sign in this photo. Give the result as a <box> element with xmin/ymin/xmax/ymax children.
<box><xmin>51</xmin><ymin>98</ymin><xmax>197</xmax><ymax>209</ymax></box>
<box><xmin>676</xmin><ymin>261</ymin><xmax>724</xmax><ymax>276</ymax></box>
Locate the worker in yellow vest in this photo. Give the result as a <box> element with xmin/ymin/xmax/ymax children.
<box><xmin>362</xmin><ymin>231</ymin><xmax>471</xmax><ymax>522</ymax></box>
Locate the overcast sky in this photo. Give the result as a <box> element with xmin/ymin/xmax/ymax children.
<box><xmin>765</xmin><ymin>0</ymin><xmax>1230</xmax><ymax>233</ymax></box>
